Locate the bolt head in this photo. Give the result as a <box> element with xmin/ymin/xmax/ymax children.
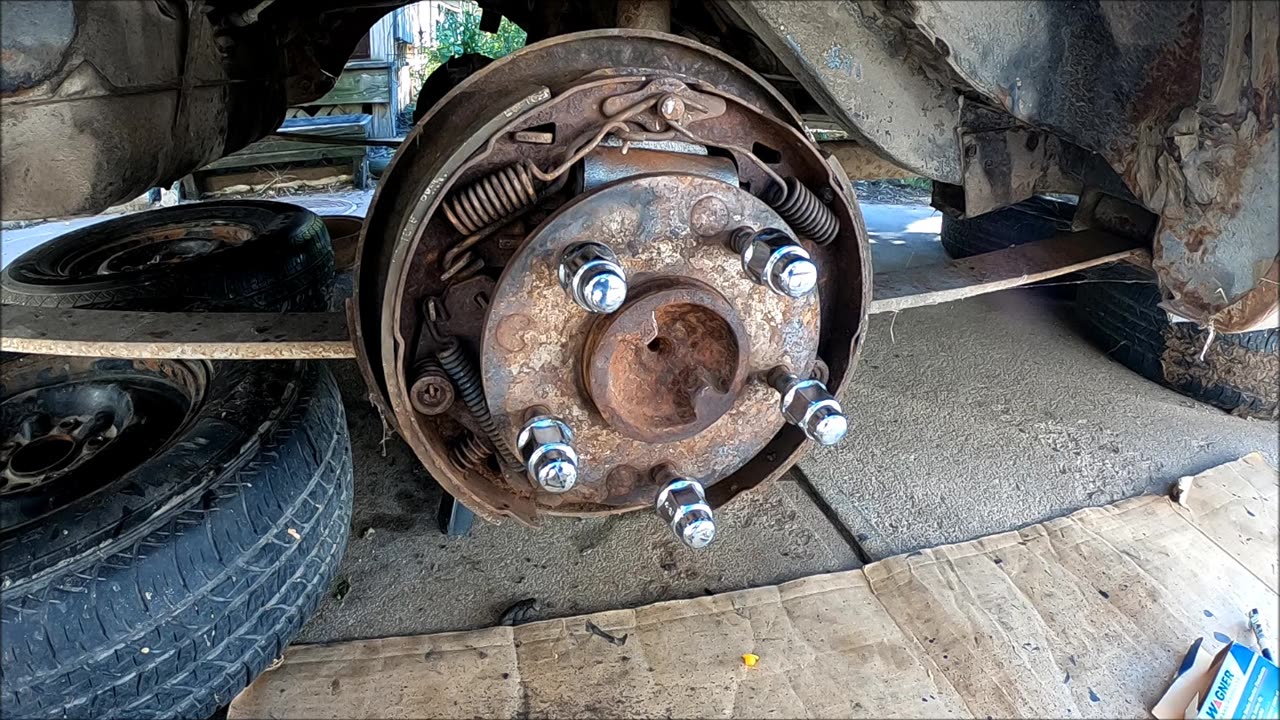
<box><xmin>736</xmin><ymin>227</ymin><xmax>816</xmax><ymax>299</ymax></box>
<box><xmin>771</xmin><ymin>254</ymin><xmax>818</xmax><ymax>297</ymax></box>
<box><xmin>655</xmin><ymin>478</ymin><xmax>716</xmax><ymax>550</ymax></box>
<box><xmin>658</xmin><ymin>94</ymin><xmax>685</xmax><ymax>121</ymax></box>
<box><xmin>534</xmin><ymin>450</ymin><xmax>578</xmax><ymax>492</ymax></box>
<box><xmin>778</xmin><ymin>378</ymin><xmax>848</xmax><ymax>446</ymax></box>
<box><xmin>807</xmin><ymin>404</ymin><xmax>848</xmax><ymax>445</ymax></box>
<box><xmin>581</xmin><ymin>267</ymin><xmax>628</xmax><ymax>314</ymax></box>
<box><xmin>680</xmin><ymin>512</ymin><xmax>721</xmax><ymax>545</ymax></box>
<box><xmin>559</xmin><ymin>243</ymin><xmax>627</xmax><ymax>314</ymax></box>
<box><xmin>517</xmin><ymin>416</ymin><xmax>579</xmax><ymax>493</ymax></box>
<box><xmin>681</xmin><ymin>514</ymin><xmax>717</xmax><ymax>549</ymax></box>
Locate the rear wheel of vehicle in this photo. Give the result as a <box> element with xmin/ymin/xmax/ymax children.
<box><xmin>0</xmin><ymin>356</ymin><xmax>353</xmax><ymax>718</ymax></box>
<box><xmin>0</xmin><ymin>200</ymin><xmax>334</xmax><ymax>312</ymax></box>
<box><xmin>939</xmin><ymin>196</ymin><xmax>1076</xmax><ymax>259</ymax></box>
<box><xmin>1075</xmin><ymin>264</ymin><xmax>1279</xmax><ymax>419</ymax></box>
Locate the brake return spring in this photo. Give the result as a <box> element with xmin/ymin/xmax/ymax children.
<box><xmin>435</xmin><ymin>336</ymin><xmax>523</xmax><ymax>473</ymax></box>
<box><xmin>449</xmin><ymin>431</ymin><xmax>494</xmax><ymax>473</ymax></box>
<box><xmin>765</xmin><ymin>177</ymin><xmax>839</xmax><ymax>244</ymax></box>
<box><xmin>438</xmin><ymin>113</ymin><xmax>650</xmax><ymax>282</ymax></box>
<box><xmin>442</xmin><ymin>161</ymin><xmax>541</xmax><ymax>236</ymax></box>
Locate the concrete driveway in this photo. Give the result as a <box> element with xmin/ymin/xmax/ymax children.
<box><xmin>3</xmin><ymin>196</ymin><xmax>1275</xmax><ymax>642</ymax></box>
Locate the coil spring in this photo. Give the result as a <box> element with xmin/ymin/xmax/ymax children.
<box><xmin>766</xmin><ymin>177</ymin><xmax>839</xmax><ymax>244</ymax></box>
<box><xmin>412</xmin><ymin>357</ymin><xmax>444</xmax><ymax>378</ymax></box>
<box><xmin>443</xmin><ymin>161</ymin><xmax>540</xmax><ymax>236</ymax></box>
<box><xmin>449</xmin><ymin>432</ymin><xmax>494</xmax><ymax>473</ymax></box>
<box><xmin>435</xmin><ymin>338</ymin><xmax>523</xmax><ymax>472</ymax></box>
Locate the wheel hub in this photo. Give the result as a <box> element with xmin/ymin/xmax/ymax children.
<box><xmin>585</xmin><ymin>279</ymin><xmax>747</xmax><ymax>443</ymax></box>
<box><xmin>355</xmin><ymin>30</ymin><xmax>871</xmax><ymax>537</ymax></box>
<box><xmin>481</xmin><ymin>174</ymin><xmax>820</xmax><ymax>508</ymax></box>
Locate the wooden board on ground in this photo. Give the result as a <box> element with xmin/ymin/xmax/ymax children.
<box><xmin>869</xmin><ymin>231</ymin><xmax>1150</xmax><ymax>315</ymax></box>
<box><xmin>0</xmin><ymin>306</ymin><xmax>355</xmax><ymax>360</ymax></box>
<box><xmin>230</xmin><ymin>454</ymin><xmax>1279</xmax><ymax>719</ymax></box>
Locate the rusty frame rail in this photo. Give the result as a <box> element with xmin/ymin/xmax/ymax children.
<box><xmin>2</xmin><ymin>231</ymin><xmax>1147</xmax><ymax>360</ymax></box>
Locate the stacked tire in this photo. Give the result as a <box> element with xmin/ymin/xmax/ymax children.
<box><xmin>1</xmin><ymin>201</ymin><xmax>354</xmax><ymax>717</ymax></box>
<box><xmin>940</xmin><ymin>199</ymin><xmax>1278</xmax><ymax>419</ymax></box>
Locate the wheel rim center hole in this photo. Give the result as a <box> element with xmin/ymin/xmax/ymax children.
<box><xmin>8</xmin><ymin>434</ymin><xmax>77</xmax><ymax>478</ymax></box>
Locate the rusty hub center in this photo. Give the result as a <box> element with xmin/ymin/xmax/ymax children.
<box><xmin>584</xmin><ymin>279</ymin><xmax>749</xmax><ymax>443</ymax></box>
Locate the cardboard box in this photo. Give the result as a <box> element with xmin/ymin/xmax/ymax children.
<box><xmin>1154</xmin><ymin>639</ymin><xmax>1279</xmax><ymax>719</ymax></box>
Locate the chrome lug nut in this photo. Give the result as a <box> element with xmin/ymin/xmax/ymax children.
<box><xmin>730</xmin><ymin>227</ymin><xmax>818</xmax><ymax>298</ymax></box>
<box><xmin>516</xmin><ymin>415</ymin><xmax>579</xmax><ymax>493</ymax></box>
<box><xmin>558</xmin><ymin>242</ymin><xmax>628</xmax><ymax>313</ymax></box>
<box><xmin>654</xmin><ymin>470</ymin><xmax>716</xmax><ymax>549</ymax></box>
<box><xmin>769</xmin><ymin>369</ymin><xmax>848</xmax><ymax>446</ymax></box>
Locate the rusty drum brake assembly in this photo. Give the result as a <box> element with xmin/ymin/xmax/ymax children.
<box><xmin>353</xmin><ymin>30</ymin><xmax>871</xmax><ymax>549</ymax></box>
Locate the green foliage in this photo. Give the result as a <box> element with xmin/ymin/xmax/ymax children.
<box><xmin>897</xmin><ymin>177</ymin><xmax>932</xmax><ymax>190</ymax></box>
<box><xmin>425</xmin><ymin>7</ymin><xmax>526</xmax><ymax>67</ymax></box>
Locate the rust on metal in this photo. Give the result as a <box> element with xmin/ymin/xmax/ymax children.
<box><xmin>409</xmin><ymin>361</ymin><xmax>455</xmax><ymax>416</ymax></box>
<box><xmin>583</xmin><ymin>279</ymin><xmax>750</xmax><ymax>443</ymax></box>
<box><xmin>356</xmin><ymin>30</ymin><xmax>868</xmax><ymax>522</ymax></box>
<box><xmin>481</xmin><ymin>174</ymin><xmax>821</xmax><ymax>511</ymax></box>
<box><xmin>600</xmin><ymin>78</ymin><xmax>727</xmax><ymax>129</ymax></box>
<box><xmin>1122</xmin><ymin>3</ymin><xmax>1279</xmax><ymax>332</ymax></box>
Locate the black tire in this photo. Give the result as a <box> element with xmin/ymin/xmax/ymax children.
<box><xmin>1</xmin><ymin>200</ymin><xmax>334</xmax><ymax>312</ymax></box>
<box><xmin>1076</xmin><ymin>264</ymin><xmax>1279</xmax><ymax>419</ymax></box>
<box><xmin>1</xmin><ymin>201</ymin><xmax>350</xmax><ymax>717</ymax></box>
<box><xmin>939</xmin><ymin>196</ymin><xmax>1076</xmax><ymax>259</ymax></box>
<box><xmin>1</xmin><ymin>358</ymin><xmax>353</xmax><ymax>718</ymax></box>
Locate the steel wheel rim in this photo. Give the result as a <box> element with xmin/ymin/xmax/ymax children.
<box><xmin>0</xmin><ymin>358</ymin><xmax>207</xmax><ymax>529</ymax></box>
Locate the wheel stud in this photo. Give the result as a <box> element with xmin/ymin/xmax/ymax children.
<box><xmin>654</xmin><ymin>467</ymin><xmax>716</xmax><ymax>549</ymax></box>
<box><xmin>769</xmin><ymin>367</ymin><xmax>847</xmax><ymax>446</ymax></box>
<box><xmin>516</xmin><ymin>414</ymin><xmax>579</xmax><ymax>493</ymax></box>
<box><xmin>558</xmin><ymin>242</ymin><xmax>628</xmax><ymax>314</ymax></box>
<box><xmin>730</xmin><ymin>227</ymin><xmax>817</xmax><ymax>298</ymax></box>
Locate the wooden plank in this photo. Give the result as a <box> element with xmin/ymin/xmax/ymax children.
<box><xmin>202</xmin><ymin>114</ymin><xmax>371</xmax><ymax>172</ymax></box>
<box><xmin>203</xmin><ymin>146</ymin><xmax>365</xmax><ymax>171</ymax></box>
<box><xmin>0</xmin><ymin>306</ymin><xmax>355</xmax><ymax>360</ymax></box>
<box><xmin>315</xmin><ymin>66</ymin><xmax>391</xmax><ymax>105</ymax></box>
<box><xmin>869</xmin><ymin>231</ymin><xmax>1149</xmax><ymax>315</ymax></box>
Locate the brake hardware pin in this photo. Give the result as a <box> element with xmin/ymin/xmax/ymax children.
<box><xmin>653</xmin><ymin>466</ymin><xmax>716</xmax><ymax>549</ymax></box>
<box><xmin>730</xmin><ymin>227</ymin><xmax>818</xmax><ymax>298</ymax></box>
<box><xmin>768</xmin><ymin>366</ymin><xmax>848</xmax><ymax>446</ymax></box>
